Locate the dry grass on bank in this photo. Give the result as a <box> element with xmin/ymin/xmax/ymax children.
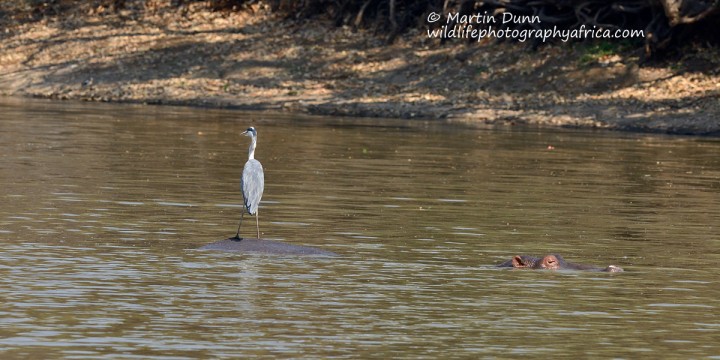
<box><xmin>1</xmin><ymin>1</ymin><xmax>719</xmax><ymax>134</ymax></box>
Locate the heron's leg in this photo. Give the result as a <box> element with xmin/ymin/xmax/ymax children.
<box><xmin>255</xmin><ymin>210</ymin><xmax>260</xmax><ymax>239</ymax></box>
<box><xmin>235</xmin><ymin>209</ymin><xmax>244</xmax><ymax>239</ymax></box>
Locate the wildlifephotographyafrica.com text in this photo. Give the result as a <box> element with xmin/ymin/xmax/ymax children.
<box><xmin>426</xmin><ymin>11</ymin><xmax>645</xmax><ymax>42</ymax></box>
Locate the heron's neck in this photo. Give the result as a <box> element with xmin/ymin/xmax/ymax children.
<box><xmin>247</xmin><ymin>136</ymin><xmax>257</xmax><ymax>160</ymax></box>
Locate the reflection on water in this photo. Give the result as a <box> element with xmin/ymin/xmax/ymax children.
<box><xmin>1</xmin><ymin>98</ymin><xmax>720</xmax><ymax>358</ymax></box>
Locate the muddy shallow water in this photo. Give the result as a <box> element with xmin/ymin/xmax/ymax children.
<box><xmin>1</xmin><ymin>98</ymin><xmax>720</xmax><ymax>358</ymax></box>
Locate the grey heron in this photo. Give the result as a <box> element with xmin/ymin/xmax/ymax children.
<box><xmin>235</xmin><ymin>126</ymin><xmax>264</xmax><ymax>239</ymax></box>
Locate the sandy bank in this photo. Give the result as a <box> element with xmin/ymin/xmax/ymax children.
<box><xmin>1</xmin><ymin>4</ymin><xmax>719</xmax><ymax>134</ymax></box>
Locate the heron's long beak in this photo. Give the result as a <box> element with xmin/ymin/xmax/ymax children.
<box><xmin>241</xmin><ymin>130</ymin><xmax>248</xmax><ymax>135</ymax></box>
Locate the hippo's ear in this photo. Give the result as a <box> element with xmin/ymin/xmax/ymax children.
<box><xmin>511</xmin><ymin>255</ymin><xmax>528</xmax><ymax>268</ymax></box>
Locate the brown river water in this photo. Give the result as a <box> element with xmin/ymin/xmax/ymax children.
<box><xmin>1</xmin><ymin>98</ymin><xmax>720</xmax><ymax>358</ymax></box>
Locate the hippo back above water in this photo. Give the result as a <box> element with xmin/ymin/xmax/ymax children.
<box><xmin>497</xmin><ymin>254</ymin><xmax>623</xmax><ymax>272</ymax></box>
<box><xmin>199</xmin><ymin>237</ymin><xmax>339</xmax><ymax>257</ymax></box>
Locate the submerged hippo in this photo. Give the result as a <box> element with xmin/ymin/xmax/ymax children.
<box><xmin>198</xmin><ymin>236</ymin><xmax>339</xmax><ymax>257</ymax></box>
<box><xmin>497</xmin><ymin>254</ymin><xmax>623</xmax><ymax>272</ymax></box>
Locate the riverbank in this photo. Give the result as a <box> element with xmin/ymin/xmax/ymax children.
<box><xmin>1</xmin><ymin>3</ymin><xmax>719</xmax><ymax>134</ymax></box>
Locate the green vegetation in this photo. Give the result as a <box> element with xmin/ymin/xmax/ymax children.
<box><xmin>578</xmin><ymin>40</ymin><xmax>636</xmax><ymax>65</ymax></box>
